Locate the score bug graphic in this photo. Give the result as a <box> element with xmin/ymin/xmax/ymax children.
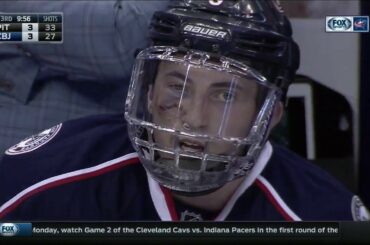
<box><xmin>0</xmin><ymin>13</ymin><xmax>63</xmax><ymax>42</ymax></box>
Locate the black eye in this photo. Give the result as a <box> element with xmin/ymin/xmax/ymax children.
<box><xmin>167</xmin><ymin>83</ymin><xmax>188</xmax><ymax>96</ymax></box>
<box><xmin>169</xmin><ymin>84</ymin><xmax>183</xmax><ymax>91</ymax></box>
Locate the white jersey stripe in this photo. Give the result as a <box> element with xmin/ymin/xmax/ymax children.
<box><xmin>256</xmin><ymin>175</ymin><xmax>302</xmax><ymax>221</ymax></box>
<box><xmin>147</xmin><ymin>174</ymin><xmax>173</xmax><ymax>221</ymax></box>
<box><xmin>0</xmin><ymin>152</ymin><xmax>139</xmax><ymax>217</ymax></box>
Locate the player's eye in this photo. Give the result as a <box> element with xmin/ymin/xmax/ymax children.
<box><xmin>167</xmin><ymin>83</ymin><xmax>188</xmax><ymax>96</ymax></box>
<box><xmin>214</xmin><ymin>90</ymin><xmax>237</xmax><ymax>102</ymax></box>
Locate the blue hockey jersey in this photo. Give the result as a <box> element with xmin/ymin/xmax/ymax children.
<box><xmin>0</xmin><ymin>114</ymin><xmax>368</xmax><ymax>221</ymax></box>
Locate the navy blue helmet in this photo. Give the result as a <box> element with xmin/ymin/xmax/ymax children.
<box><xmin>149</xmin><ymin>0</ymin><xmax>300</xmax><ymax>96</ymax></box>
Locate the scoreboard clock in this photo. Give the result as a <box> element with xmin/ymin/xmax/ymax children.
<box><xmin>0</xmin><ymin>13</ymin><xmax>62</xmax><ymax>43</ymax></box>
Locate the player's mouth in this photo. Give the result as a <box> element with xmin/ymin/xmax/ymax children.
<box><xmin>179</xmin><ymin>139</ymin><xmax>205</xmax><ymax>153</ymax></box>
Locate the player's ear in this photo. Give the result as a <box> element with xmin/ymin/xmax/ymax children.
<box><xmin>270</xmin><ymin>101</ymin><xmax>284</xmax><ymax>129</ymax></box>
<box><xmin>147</xmin><ymin>85</ymin><xmax>153</xmax><ymax>114</ymax></box>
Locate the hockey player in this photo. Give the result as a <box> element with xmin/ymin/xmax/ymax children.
<box><xmin>0</xmin><ymin>0</ymin><xmax>369</xmax><ymax>221</ymax></box>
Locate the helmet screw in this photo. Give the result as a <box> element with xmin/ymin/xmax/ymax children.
<box><xmin>184</xmin><ymin>38</ymin><xmax>191</xmax><ymax>47</ymax></box>
<box><xmin>212</xmin><ymin>44</ymin><xmax>219</xmax><ymax>52</ymax></box>
<box><xmin>183</xmin><ymin>123</ymin><xmax>191</xmax><ymax>130</ymax></box>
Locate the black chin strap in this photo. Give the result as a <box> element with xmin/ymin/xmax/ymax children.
<box><xmin>171</xmin><ymin>186</ymin><xmax>222</xmax><ymax>197</ymax></box>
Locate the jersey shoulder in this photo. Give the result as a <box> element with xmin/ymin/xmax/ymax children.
<box><xmin>0</xmin><ymin>114</ymin><xmax>137</xmax><ymax>213</ymax></box>
<box><xmin>260</xmin><ymin>144</ymin><xmax>363</xmax><ymax>220</ymax></box>
<box><xmin>3</xmin><ymin>113</ymin><xmax>133</xmax><ymax>159</ymax></box>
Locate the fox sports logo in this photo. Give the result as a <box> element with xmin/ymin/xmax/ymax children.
<box><xmin>327</xmin><ymin>17</ymin><xmax>352</xmax><ymax>31</ymax></box>
<box><xmin>0</xmin><ymin>223</ymin><xmax>19</xmax><ymax>237</ymax></box>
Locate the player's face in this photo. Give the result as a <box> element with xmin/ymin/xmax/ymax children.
<box><xmin>147</xmin><ymin>61</ymin><xmax>259</xmax><ymax>159</ymax></box>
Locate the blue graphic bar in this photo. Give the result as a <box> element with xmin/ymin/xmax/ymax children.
<box><xmin>0</xmin><ymin>32</ymin><xmax>22</xmax><ymax>41</ymax></box>
<box><xmin>0</xmin><ymin>223</ymin><xmax>32</xmax><ymax>237</ymax></box>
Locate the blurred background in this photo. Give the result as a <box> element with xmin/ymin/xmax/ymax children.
<box><xmin>274</xmin><ymin>0</ymin><xmax>369</xmax><ymax>207</ymax></box>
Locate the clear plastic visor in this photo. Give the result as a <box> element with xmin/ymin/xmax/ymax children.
<box><xmin>126</xmin><ymin>47</ymin><xmax>279</xmax><ymax>146</ymax></box>
<box><xmin>125</xmin><ymin>47</ymin><xmax>281</xmax><ymax>191</ymax></box>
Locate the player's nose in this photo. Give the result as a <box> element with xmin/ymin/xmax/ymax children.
<box><xmin>180</xmin><ymin>98</ymin><xmax>208</xmax><ymax>131</ymax></box>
